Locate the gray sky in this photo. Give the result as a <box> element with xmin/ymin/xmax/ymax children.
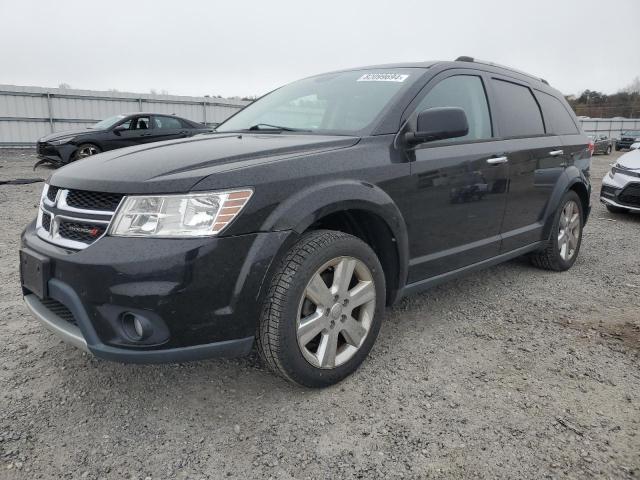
<box><xmin>1</xmin><ymin>0</ymin><xmax>638</xmax><ymax>98</ymax></box>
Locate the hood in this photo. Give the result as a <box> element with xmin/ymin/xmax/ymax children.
<box><xmin>39</xmin><ymin>127</ymin><xmax>100</xmax><ymax>142</ymax></box>
<box><xmin>616</xmin><ymin>149</ymin><xmax>640</xmax><ymax>170</ymax></box>
<box><xmin>49</xmin><ymin>133</ymin><xmax>359</xmax><ymax>193</ymax></box>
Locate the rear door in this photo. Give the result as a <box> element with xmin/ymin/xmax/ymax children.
<box><xmin>403</xmin><ymin>71</ymin><xmax>509</xmax><ymax>281</ymax></box>
<box><xmin>488</xmin><ymin>77</ymin><xmax>563</xmax><ymax>251</ymax></box>
<box><xmin>151</xmin><ymin>115</ymin><xmax>189</xmax><ymax>142</ymax></box>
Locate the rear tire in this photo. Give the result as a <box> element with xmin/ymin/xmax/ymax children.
<box><xmin>530</xmin><ymin>191</ymin><xmax>584</xmax><ymax>272</ymax></box>
<box><xmin>257</xmin><ymin>230</ymin><xmax>385</xmax><ymax>388</ymax></box>
<box><xmin>606</xmin><ymin>205</ymin><xmax>629</xmax><ymax>214</ymax></box>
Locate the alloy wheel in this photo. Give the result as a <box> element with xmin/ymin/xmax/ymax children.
<box><xmin>296</xmin><ymin>256</ymin><xmax>376</xmax><ymax>369</ymax></box>
<box><xmin>557</xmin><ymin>200</ymin><xmax>581</xmax><ymax>261</ymax></box>
<box><xmin>76</xmin><ymin>145</ymin><xmax>99</xmax><ymax>158</ymax></box>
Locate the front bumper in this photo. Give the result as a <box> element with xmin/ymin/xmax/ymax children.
<box><xmin>36</xmin><ymin>142</ymin><xmax>76</xmax><ymax>165</ymax></box>
<box><xmin>20</xmin><ymin>222</ymin><xmax>293</xmax><ymax>363</ymax></box>
<box><xmin>600</xmin><ymin>170</ymin><xmax>640</xmax><ymax>212</ymax></box>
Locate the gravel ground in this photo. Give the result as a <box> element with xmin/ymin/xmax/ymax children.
<box><xmin>0</xmin><ymin>149</ymin><xmax>639</xmax><ymax>480</ymax></box>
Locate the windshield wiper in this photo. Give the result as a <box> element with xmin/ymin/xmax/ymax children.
<box><xmin>247</xmin><ymin>123</ymin><xmax>310</xmax><ymax>132</ymax></box>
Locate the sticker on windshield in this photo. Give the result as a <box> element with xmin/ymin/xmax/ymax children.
<box><xmin>357</xmin><ymin>73</ymin><xmax>409</xmax><ymax>83</ymax></box>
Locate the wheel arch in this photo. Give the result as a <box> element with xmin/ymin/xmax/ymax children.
<box><xmin>261</xmin><ymin>180</ymin><xmax>409</xmax><ymax>305</ymax></box>
<box><xmin>541</xmin><ymin>167</ymin><xmax>590</xmax><ymax>239</ymax></box>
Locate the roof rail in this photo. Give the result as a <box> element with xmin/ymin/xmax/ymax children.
<box><xmin>454</xmin><ymin>56</ymin><xmax>549</xmax><ymax>85</ymax></box>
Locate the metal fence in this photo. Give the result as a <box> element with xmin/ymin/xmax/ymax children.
<box><xmin>578</xmin><ymin>118</ymin><xmax>640</xmax><ymax>139</ymax></box>
<box><xmin>2</xmin><ymin>83</ymin><xmax>640</xmax><ymax>147</ymax></box>
<box><xmin>0</xmin><ymin>84</ymin><xmax>248</xmax><ymax>147</ymax></box>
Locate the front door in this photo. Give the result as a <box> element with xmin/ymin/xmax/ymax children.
<box><xmin>403</xmin><ymin>72</ymin><xmax>509</xmax><ymax>282</ymax></box>
<box><xmin>108</xmin><ymin>115</ymin><xmax>153</xmax><ymax>149</ymax></box>
<box><xmin>150</xmin><ymin>115</ymin><xmax>190</xmax><ymax>142</ymax></box>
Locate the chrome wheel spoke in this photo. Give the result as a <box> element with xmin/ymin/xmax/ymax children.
<box><xmin>305</xmin><ymin>273</ymin><xmax>333</xmax><ymax>307</ymax></box>
<box><xmin>347</xmin><ymin>280</ymin><xmax>375</xmax><ymax>308</ymax></box>
<box><xmin>569</xmin><ymin>213</ymin><xmax>580</xmax><ymax>230</ymax></box>
<box><xmin>316</xmin><ymin>331</ymin><xmax>338</xmax><ymax>368</ymax></box>
<box><xmin>341</xmin><ymin>316</ymin><xmax>367</xmax><ymax>347</ymax></box>
<box><xmin>298</xmin><ymin>311</ymin><xmax>326</xmax><ymax>346</ymax></box>
<box><xmin>332</xmin><ymin>258</ymin><xmax>356</xmax><ymax>296</ymax></box>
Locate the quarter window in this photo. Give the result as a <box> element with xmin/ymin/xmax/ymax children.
<box><xmin>491</xmin><ymin>79</ymin><xmax>544</xmax><ymax>137</ymax></box>
<box><xmin>537</xmin><ymin>92</ymin><xmax>579</xmax><ymax>135</ymax></box>
<box><xmin>414</xmin><ymin>75</ymin><xmax>492</xmax><ymax>142</ymax></box>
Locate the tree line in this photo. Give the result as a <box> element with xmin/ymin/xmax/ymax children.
<box><xmin>566</xmin><ymin>77</ymin><xmax>640</xmax><ymax>118</ymax></box>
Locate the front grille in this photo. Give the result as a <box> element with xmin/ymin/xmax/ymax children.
<box><xmin>37</xmin><ymin>142</ymin><xmax>45</xmax><ymax>154</ymax></box>
<box><xmin>58</xmin><ymin>220</ymin><xmax>107</xmax><ymax>244</ymax></box>
<box><xmin>618</xmin><ymin>183</ymin><xmax>640</xmax><ymax>207</ymax></box>
<box><xmin>40</xmin><ymin>298</ymin><xmax>77</xmax><ymax>326</ymax></box>
<box><xmin>66</xmin><ymin>189</ymin><xmax>123</xmax><ymax>212</ymax></box>
<box><xmin>46</xmin><ymin>186</ymin><xmax>59</xmax><ymax>202</ymax></box>
<box><xmin>41</xmin><ymin>212</ymin><xmax>52</xmax><ymax>232</ymax></box>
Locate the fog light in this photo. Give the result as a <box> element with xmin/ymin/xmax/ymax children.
<box><xmin>121</xmin><ymin>312</ymin><xmax>152</xmax><ymax>341</ymax></box>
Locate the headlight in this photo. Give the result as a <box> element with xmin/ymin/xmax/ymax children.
<box><xmin>109</xmin><ymin>189</ymin><xmax>253</xmax><ymax>237</ymax></box>
<box><xmin>49</xmin><ymin>137</ymin><xmax>74</xmax><ymax>145</ymax></box>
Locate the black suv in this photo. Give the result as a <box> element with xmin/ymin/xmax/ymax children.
<box><xmin>20</xmin><ymin>58</ymin><xmax>591</xmax><ymax>387</ymax></box>
<box><xmin>615</xmin><ymin>130</ymin><xmax>640</xmax><ymax>151</ymax></box>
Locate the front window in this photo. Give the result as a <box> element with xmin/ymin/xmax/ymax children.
<box><xmin>217</xmin><ymin>69</ymin><xmax>424</xmax><ymax>135</ymax></box>
<box><xmin>623</xmin><ymin>130</ymin><xmax>640</xmax><ymax>136</ymax></box>
<box><xmin>93</xmin><ymin>115</ymin><xmax>126</xmax><ymax>130</ymax></box>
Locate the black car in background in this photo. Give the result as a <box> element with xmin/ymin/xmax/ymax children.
<box><xmin>36</xmin><ymin>113</ymin><xmax>212</xmax><ymax>167</ymax></box>
<box><xmin>587</xmin><ymin>134</ymin><xmax>613</xmax><ymax>155</ymax></box>
<box><xmin>616</xmin><ymin>130</ymin><xmax>640</xmax><ymax>151</ymax></box>
<box><xmin>21</xmin><ymin>58</ymin><xmax>591</xmax><ymax>387</ymax></box>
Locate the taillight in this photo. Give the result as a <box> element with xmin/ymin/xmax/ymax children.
<box><xmin>588</xmin><ymin>141</ymin><xmax>594</xmax><ymax>155</ymax></box>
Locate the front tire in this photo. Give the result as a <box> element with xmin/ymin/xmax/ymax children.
<box><xmin>530</xmin><ymin>191</ymin><xmax>584</xmax><ymax>271</ymax></box>
<box><xmin>605</xmin><ymin>145</ymin><xmax>612</xmax><ymax>155</ymax></box>
<box><xmin>257</xmin><ymin>230</ymin><xmax>386</xmax><ymax>388</ymax></box>
<box><xmin>72</xmin><ymin>143</ymin><xmax>101</xmax><ymax>161</ymax></box>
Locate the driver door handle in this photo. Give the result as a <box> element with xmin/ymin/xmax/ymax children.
<box><xmin>486</xmin><ymin>156</ymin><xmax>508</xmax><ymax>165</ymax></box>
<box><xmin>549</xmin><ymin>149</ymin><xmax>564</xmax><ymax>157</ymax></box>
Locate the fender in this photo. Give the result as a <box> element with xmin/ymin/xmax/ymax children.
<box><xmin>261</xmin><ymin>179</ymin><xmax>410</xmax><ymax>295</ymax></box>
<box><xmin>541</xmin><ymin>165</ymin><xmax>590</xmax><ymax>240</ymax></box>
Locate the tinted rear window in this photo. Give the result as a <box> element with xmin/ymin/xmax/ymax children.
<box><xmin>491</xmin><ymin>79</ymin><xmax>544</xmax><ymax>137</ymax></box>
<box><xmin>537</xmin><ymin>92</ymin><xmax>579</xmax><ymax>135</ymax></box>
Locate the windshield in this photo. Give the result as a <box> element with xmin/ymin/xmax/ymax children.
<box><xmin>217</xmin><ymin>69</ymin><xmax>423</xmax><ymax>135</ymax></box>
<box><xmin>623</xmin><ymin>131</ymin><xmax>640</xmax><ymax>136</ymax></box>
<box><xmin>93</xmin><ymin>115</ymin><xmax>126</xmax><ymax>130</ymax></box>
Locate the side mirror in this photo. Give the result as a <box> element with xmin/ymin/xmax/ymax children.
<box><xmin>405</xmin><ymin>107</ymin><xmax>469</xmax><ymax>145</ymax></box>
<box><xmin>112</xmin><ymin>125</ymin><xmax>127</xmax><ymax>135</ymax></box>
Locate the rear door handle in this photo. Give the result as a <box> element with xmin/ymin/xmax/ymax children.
<box><xmin>549</xmin><ymin>149</ymin><xmax>564</xmax><ymax>157</ymax></box>
<box><xmin>486</xmin><ymin>156</ymin><xmax>508</xmax><ymax>165</ymax></box>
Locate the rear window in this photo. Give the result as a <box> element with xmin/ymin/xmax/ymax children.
<box><xmin>537</xmin><ymin>92</ymin><xmax>579</xmax><ymax>135</ymax></box>
<box><xmin>491</xmin><ymin>79</ymin><xmax>544</xmax><ymax>138</ymax></box>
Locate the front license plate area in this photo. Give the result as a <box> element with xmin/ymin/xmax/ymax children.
<box><xmin>20</xmin><ymin>249</ymin><xmax>50</xmax><ymax>299</ymax></box>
